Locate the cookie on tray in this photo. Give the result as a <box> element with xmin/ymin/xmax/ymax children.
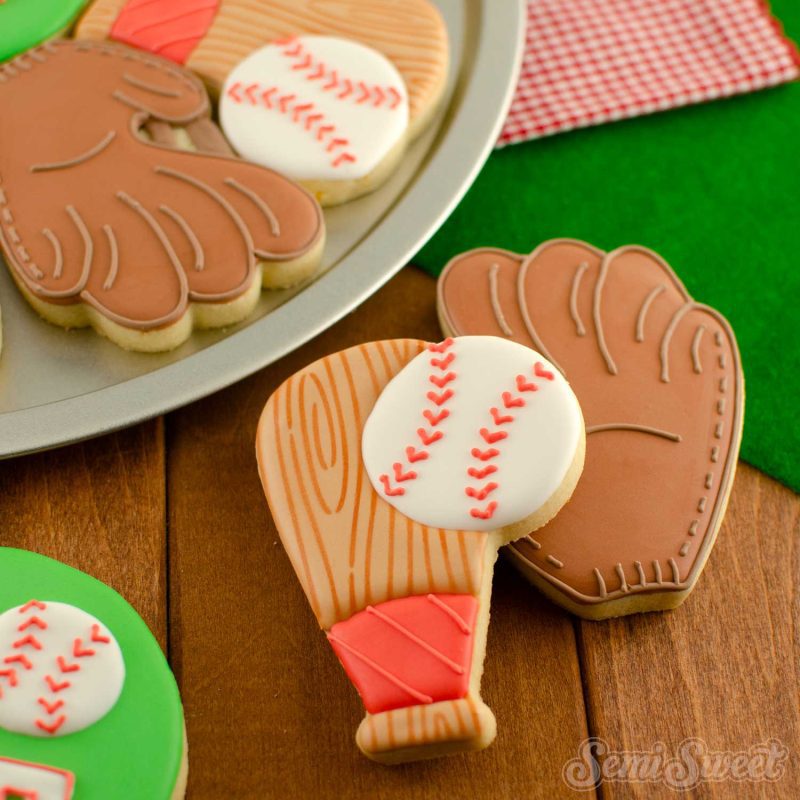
<box><xmin>0</xmin><ymin>40</ymin><xmax>324</xmax><ymax>352</ymax></box>
<box><xmin>0</xmin><ymin>547</ymin><xmax>186</xmax><ymax>799</ymax></box>
<box><xmin>256</xmin><ymin>336</ymin><xmax>585</xmax><ymax>762</ymax></box>
<box><xmin>74</xmin><ymin>0</ymin><xmax>450</xmax><ymax>204</ymax></box>
<box><xmin>437</xmin><ymin>239</ymin><xmax>744</xmax><ymax>619</ymax></box>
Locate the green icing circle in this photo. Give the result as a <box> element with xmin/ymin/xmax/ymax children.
<box><xmin>0</xmin><ymin>548</ymin><xmax>184</xmax><ymax>799</ymax></box>
<box><xmin>0</xmin><ymin>0</ymin><xmax>88</xmax><ymax>62</ymax></box>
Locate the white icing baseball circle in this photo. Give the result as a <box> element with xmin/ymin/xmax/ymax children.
<box><xmin>0</xmin><ymin>601</ymin><xmax>125</xmax><ymax>737</ymax></box>
<box><xmin>0</xmin><ymin>757</ymin><xmax>74</xmax><ymax>800</ymax></box>
<box><xmin>362</xmin><ymin>336</ymin><xmax>583</xmax><ymax>532</ymax></box>
<box><xmin>220</xmin><ymin>35</ymin><xmax>409</xmax><ymax>182</ymax></box>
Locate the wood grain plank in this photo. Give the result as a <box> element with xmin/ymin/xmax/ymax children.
<box><xmin>579</xmin><ymin>464</ymin><xmax>800</xmax><ymax>798</ymax></box>
<box><xmin>0</xmin><ymin>419</ymin><xmax>167</xmax><ymax>647</ymax></box>
<box><xmin>166</xmin><ymin>268</ymin><xmax>592</xmax><ymax>798</ymax></box>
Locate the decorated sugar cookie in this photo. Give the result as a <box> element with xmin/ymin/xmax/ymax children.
<box><xmin>0</xmin><ymin>547</ymin><xmax>186</xmax><ymax>798</ymax></box>
<box><xmin>0</xmin><ymin>40</ymin><xmax>324</xmax><ymax>353</ymax></box>
<box><xmin>220</xmin><ymin>36</ymin><xmax>410</xmax><ymax>205</ymax></box>
<box><xmin>75</xmin><ymin>0</ymin><xmax>449</xmax><ymax>140</ymax></box>
<box><xmin>0</xmin><ymin>0</ymin><xmax>88</xmax><ymax>62</ymax></box>
<box><xmin>256</xmin><ymin>337</ymin><xmax>585</xmax><ymax>763</ymax></box>
<box><xmin>437</xmin><ymin>240</ymin><xmax>745</xmax><ymax>619</ymax></box>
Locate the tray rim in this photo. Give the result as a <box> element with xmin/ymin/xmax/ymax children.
<box><xmin>0</xmin><ymin>0</ymin><xmax>526</xmax><ymax>457</ymax></box>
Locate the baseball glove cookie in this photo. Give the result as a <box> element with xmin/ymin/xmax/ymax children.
<box><xmin>0</xmin><ymin>40</ymin><xmax>324</xmax><ymax>352</ymax></box>
<box><xmin>437</xmin><ymin>240</ymin><xmax>744</xmax><ymax>619</ymax></box>
<box><xmin>74</xmin><ymin>0</ymin><xmax>449</xmax><ymax>204</ymax></box>
<box><xmin>0</xmin><ymin>0</ymin><xmax>88</xmax><ymax>62</ymax></box>
<box><xmin>0</xmin><ymin>548</ymin><xmax>186</xmax><ymax>799</ymax></box>
<box><xmin>257</xmin><ymin>337</ymin><xmax>585</xmax><ymax>763</ymax></box>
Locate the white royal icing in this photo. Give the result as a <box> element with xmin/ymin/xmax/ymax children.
<box><xmin>362</xmin><ymin>336</ymin><xmax>583</xmax><ymax>532</ymax></box>
<box><xmin>0</xmin><ymin>757</ymin><xmax>74</xmax><ymax>800</ymax></box>
<box><xmin>220</xmin><ymin>35</ymin><xmax>409</xmax><ymax>182</ymax></box>
<box><xmin>0</xmin><ymin>601</ymin><xmax>125</xmax><ymax>737</ymax></box>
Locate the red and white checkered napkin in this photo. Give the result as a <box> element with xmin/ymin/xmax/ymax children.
<box><xmin>498</xmin><ymin>0</ymin><xmax>800</xmax><ymax>146</ymax></box>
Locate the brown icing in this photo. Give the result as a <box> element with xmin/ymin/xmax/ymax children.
<box><xmin>0</xmin><ymin>40</ymin><xmax>323</xmax><ymax>331</ymax></box>
<box><xmin>438</xmin><ymin>239</ymin><xmax>744</xmax><ymax>608</ymax></box>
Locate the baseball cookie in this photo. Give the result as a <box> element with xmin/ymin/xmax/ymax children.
<box><xmin>0</xmin><ymin>40</ymin><xmax>324</xmax><ymax>353</ymax></box>
<box><xmin>219</xmin><ymin>36</ymin><xmax>410</xmax><ymax>206</ymax></box>
<box><xmin>437</xmin><ymin>240</ymin><xmax>745</xmax><ymax>619</ymax></box>
<box><xmin>75</xmin><ymin>0</ymin><xmax>448</xmax><ymax>140</ymax></box>
<box><xmin>256</xmin><ymin>336</ymin><xmax>585</xmax><ymax>763</ymax></box>
<box><xmin>0</xmin><ymin>547</ymin><xmax>186</xmax><ymax>798</ymax></box>
<box><xmin>0</xmin><ymin>0</ymin><xmax>88</xmax><ymax>62</ymax></box>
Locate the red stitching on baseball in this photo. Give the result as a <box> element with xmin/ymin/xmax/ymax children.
<box><xmin>516</xmin><ymin>374</ymin><xmax>538</xmax><ymax>392</ymax></box>
<box><xmin>0</xmin><ymin>668</ymin><xmax>19</xmax><ymax>687</ymax></box>
<box><xmin>3</xmin><ymin>654</ymin><xmax>32</xmax><ymax>670</ymax></box>
<box><xmin>534</xmin><ymin>362</ymin><xmax>555</xmax><ymax>380</ymax></box>
<box><xmin>480</xmin><ymin>428</ymin><xmax>508</xmax><ymax>444</ymax></box>
<box><xmin>393</xmin><ymin>463</ymin><xmax>417</xmax><ymax>482</ymax></box>
<box><xmin>430</xmin><ymin>352</ymin><xmax>455</xmax><ymax>369</ymax></box>
<box><xmin>45</xmin><ymin>676</ymin><xmax>70</xmax><ymax>693</ymax></box>
<box><xmin>376</xmin><ymin>339</ymin><xmax>456</xmax><ymax>501</ymax></box>
<box><xmin>465</xmin><ymin>482</ymin><xmax>499</xmax><ymax>501</ymax></box>
<box><xmin>17</xmin><ymin>616</ymin><xmax>47</xmax><ymax>632</ymax></box>
<box><xmin>73</xmin><ymin>638</ymin><xmax>95</xmax><ymax>658</ymax></box>
<box><xmin>464</xmin><ymin>361</ymin><xmax>557</xmax><ymax>521</ymax></box>
<box><xmin>502</xmin><ymin>392</ymin><xmax>525</xmax><ymax>408</ymax></box>
<box><xmin>12</xmin><ymin>635</ymin><xmax>42</xmax><ymax>651</ymax></box>
<box><xmin>427</xmin><ymin>389</ymin><xmax>454</xmax><ymax>406</ymax></box>
<box><xmin>490</xmin><ymin>407</ymin><xmax>514</xmax><ymax>425</ymax></box>
<box><xmin>429</xmin><ymin>372</ymin><xmax>456</xmax><ymax>389</ymax></box>
<box><xmin>35</xmin><ymin>715</ymin><xmax>66</xmax><ymax>735</ymax></box>
<box><xmin>423</xmin><ymin>408</ymin><xmax>449</xmax><ymax>426</ymax></box>
<box><xmin>3</xmin><ymin>603</ymin><xmax>115</xmax><ymax>737</ymax></box>
<box><xmin>471</xmin><ymin>447</ymin><xmax>500</xmax><ymax>461</ymax></box>
<box><xmin>406</xmin><ymin>446</ymin><xmax>428</xmax><ymax>463</ymax></box>
<box><xmin>417</xmin><ymin>428</ymin><xmax>444</xmax><ymax>447</ymax></box>
<box><xmin>19</xmin><ymin>601</ymin><xmax>46</xmax><ymax>613</ymax></box>
<box><xmin>37</xmin><ymin>697</ymin><xmax>64</xmax><ymax>715</ymax></box>
<box><xmin>90</xmin><ymin>625</ymin><xmax>111</xmax><ymax>644</ymax></box>
<box><xmin>225</xmin><ymin>37</ymin><xmax>403</xmax><ymax>168</ymax></box>
<box><xmin>428</xmin><ymin>339</ymin><xmax>454</xmax><ymax>353</ymax></box>
<box><xmin>470</xmin><ymin>502</ymin><xmax>498</xmax><ymax>520</ymax></box>
<box><xmin>332</xmin><ymin>153</ymin><xmax>356</xmax><ymax>168</ymax></box>
<box><xmin>379</xmin><ymin>474</ymin><xmax>405</xmax><ymax>497</ymax></box>
<box><xmin>468</xmin><ymin>465</ymin><xmax>498</xmax><ymax>479</ymax></box>
<box><xmin>57</xmin><ymin>656</ymin><xmax>80</xmax><ymax>674</ymax></box>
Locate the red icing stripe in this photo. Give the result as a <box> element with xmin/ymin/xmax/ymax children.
<box><xmin>109</xmin><ymin>0</ymin><xmax>220</xmax><ymax>65</ymax></box>
<box><xmin>327</xmin><ymin>593</ymin><xmax>477</xmax><ymax>714</ymax></box>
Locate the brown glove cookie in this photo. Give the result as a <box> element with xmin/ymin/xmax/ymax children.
<box><xmin>75</xmin><ymin>0</ymin><xmax>449</xmax><ymax>141</ymax></box>
<box><xmin>437</xmin><ymin>239</ymin><xmax>744</xmax><ymax>619</ymax></box>
<box><xmin>0</xmin><ymin>40</ymin><xmax>324</xmax><ymax>352</ymax></box>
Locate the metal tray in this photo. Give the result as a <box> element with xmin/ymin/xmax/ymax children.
<box><xmin>0</xmin><ymin>0</ymin><xmax>525</xmax><ymax>456</ymax></box>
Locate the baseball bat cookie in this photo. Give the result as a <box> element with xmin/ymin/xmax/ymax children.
<box><xmin>0</xmin><ymin>40</ymin><xmax>324</xmax><ymax>353</ymax></box>
<box><xmin>0</xmin><ymin>0</ymin><xmax>88</xmax><ymax>62</ymax></box>
<box><xmin>0</xmin><ymin>547</ymin><xmax>186</xmax><ymax>799</ymax></box>
<box><xmin>75</xmin><ymin>0</ymin><xmax>449</xmax><ymax>140</ymax></box>
<box><xmin>437</xmin><ymin>240</ymin><xmax>745</xmax><ymax>619</ymax></box>
<box><xmin>256</xmin><ymin>337</ymin><xmax>585</xmax><ymax>763</ymax></box>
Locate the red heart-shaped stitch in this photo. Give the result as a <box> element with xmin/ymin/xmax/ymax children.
<box><xmin>393</xmin><ymin>463</ymin><xmax>417</xmax><ymax>482</ymax></box>
<box><xmin>516</xmin><ymin>375</ymin><xmax>538</xmax><ymax>392</ymax></box>
<box><xmin>423</xmin><ymin>408</ymin><xmax>449</xmax><ymax>426</ymax></box>
<box><xmin>417</xmin><ymin>428</ymin><xmax>444</xmax><ymax>447</ymax></box>
<box><xmin>480</xmin><ymin>428</ymin><xmax>508</xmax><ymax>445</ymax></box>
<box><xmin>534</xmin><ymin>362</ymin><xmax>555</xmax><ymax>380</ymax></box>
<box><xmin>406</xmin><ymin>446</ymin><xmax>429</xmax><ymax>463</ymax></box>
<box><xmin>502</xmin><ymin>392</ymin><xmax>525</xmax><ymax>409</ymax></box>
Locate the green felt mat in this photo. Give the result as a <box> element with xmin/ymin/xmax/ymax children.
<box><xmin>417</xmin><ymin>0</ymin><xmax>800</xmax><ymax>493</ymax></box>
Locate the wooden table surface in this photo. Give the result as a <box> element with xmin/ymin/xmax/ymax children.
<box><xmin>1</xmin><ymin>267</ymin><xmax>797</xmax><ymax>799</ymax></box>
